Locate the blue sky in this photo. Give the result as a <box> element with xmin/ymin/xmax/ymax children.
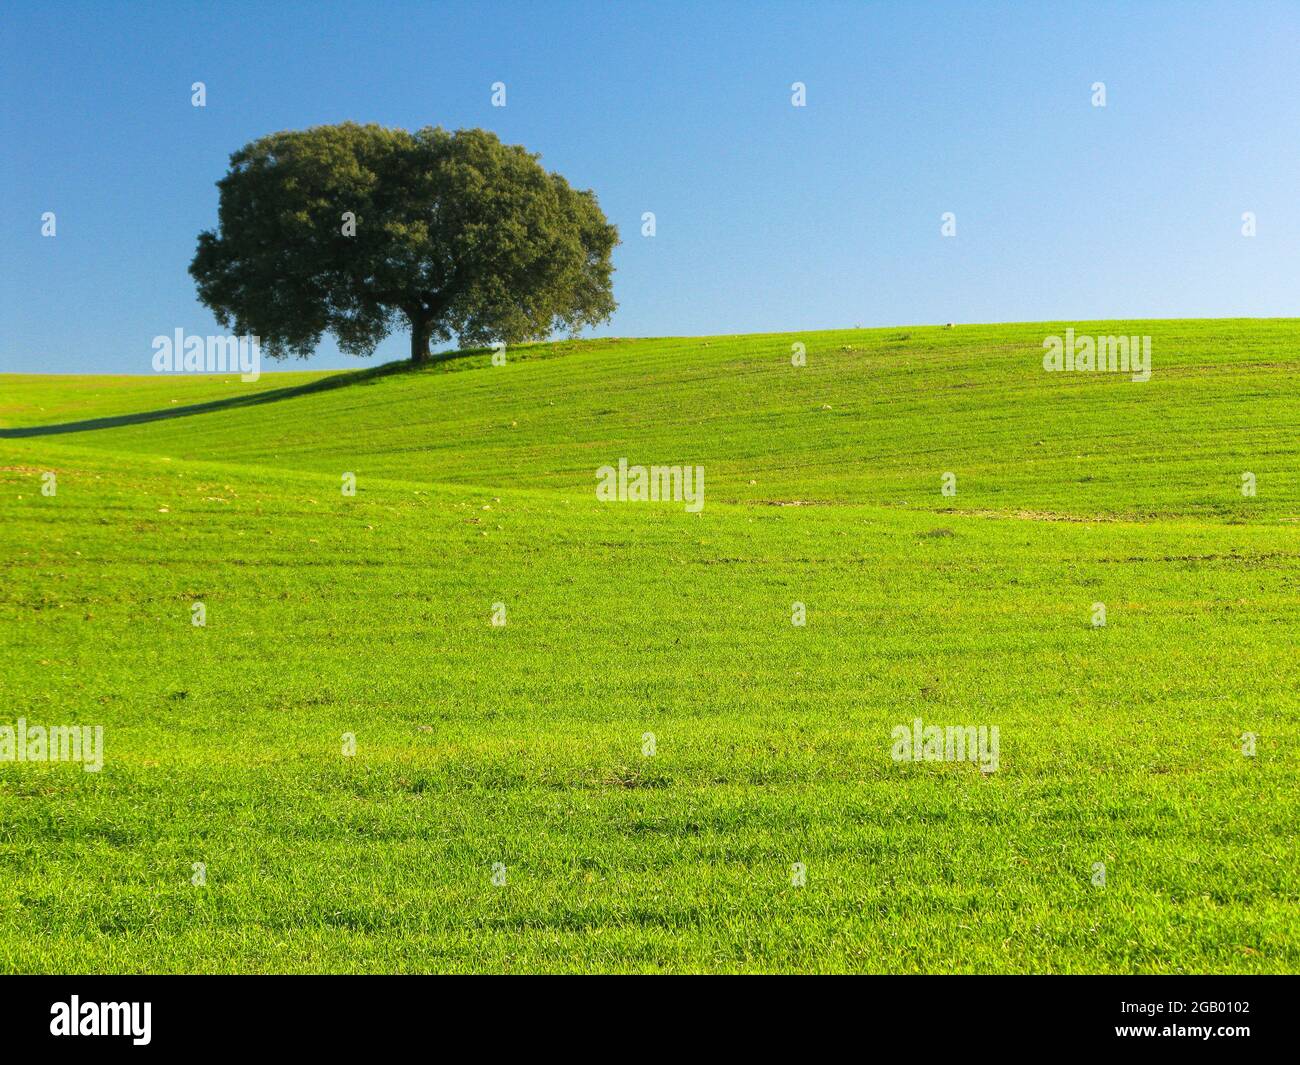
<box><xmin>2</xmin><ymin>0</ymin><xmax>1297</xmax><ymax>374</ymax></box>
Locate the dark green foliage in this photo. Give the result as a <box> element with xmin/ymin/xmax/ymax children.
<box><xmin>190</xmin><ymin>124</ymin><xmax>618</xmax><ymax>362</ymax></box>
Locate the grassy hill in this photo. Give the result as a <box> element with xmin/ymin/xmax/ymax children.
<box><xmin>1</xmin><ymin>319</ymin><xmax>1297</xmax><ymax>972</ymax></box>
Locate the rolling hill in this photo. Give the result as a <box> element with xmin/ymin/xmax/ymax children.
<box><xmin>1</xmin><ymin>319</ymin><xmax>1297</xmax><ymax>973</ymax></box>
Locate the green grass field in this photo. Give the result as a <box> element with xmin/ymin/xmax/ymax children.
<box><xmin>1</xmin><ymin>319</ymin><xmax>1297</xmax><ymax>973</ymax></box>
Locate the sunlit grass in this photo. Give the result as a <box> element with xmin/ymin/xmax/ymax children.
<box><xmin>1</xmin><ymin>319</ymin><xmax>1296</xmax><ymax>972</ymax></box>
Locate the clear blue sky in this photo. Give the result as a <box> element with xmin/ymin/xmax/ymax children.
<box><xmin>2</xmin><ymin>0</ymin><xmax>1297</xmax><ymax>374</ymax></box>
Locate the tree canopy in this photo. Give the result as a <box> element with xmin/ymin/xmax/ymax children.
<box><xmin>190</xmin><ymin>123</ymin><xmax>619</xmax><ymax>363</ymax></box>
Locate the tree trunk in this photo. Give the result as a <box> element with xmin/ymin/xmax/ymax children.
<box><xmin>410</xmin><ymin>317</ymin><xmax>432</xmax><ymax>365</ymax></box>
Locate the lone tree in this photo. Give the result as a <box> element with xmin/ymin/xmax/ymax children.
<box><xmin>190</xmin><ymin>123</ymin><xmax>618</xmax><ymax>364</ymax></box>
